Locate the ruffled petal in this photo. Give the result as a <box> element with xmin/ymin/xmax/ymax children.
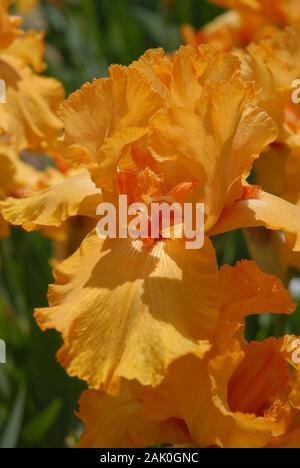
<box><xmin>0</xmin><ymin>169</ymin><xmax>101</xmax><ymax>230</ymax></box>
<box><xmin>228</xmin><ymin>339</ymin><xmax>290</xmax><ymax>414</ymax></box>
<box><xmin>245</xmin><ymin>25</ymin><xmax>300</xmax><ymax>99</ymax></box>
<box><xmin>58</xmin><ymin>64</ymin><xmax>164</xmax><ymax>174</ymax></box>
<box><xmin>211</xmin><ymin>0</ymin><xmax>300</xmax><ymax>26</ymax></box>
<box><xmin>35</xmin><ymin>232</ymin><xmax>219</xmax><ymax>392</ymax></box>
<box><xmin>15</xmin><ymin>75</ymin><xmax>64</xmax><ymax>150</ymax></box>
<box><xmin>182</xmin><ymin>11</ymin><xmax>246</xmax><ymax>51</ymax></box>
<box><xmin>209</xmin><ymin>190</ymin><xmax>300</xmax><ymax>251</ymax></box>
<box><xmin>4</xmin><ymin>30</ymin><xmax>46</xmax><ymax>72</ymax></box>
<box><xmin>77</xmin><ymin>384</ymin><xmax>191</xmax><ymax>448</ymax></box>
<box><xmin>139</xmin><ymin>352</ymin><xmax>278</xmax><ymax>448</ymax></box>
<box><xmin>215</xmin><ymin>260</ymin><xmax>295</xmax><ymax>350</ymax></box>
<box><xmin>150</xmin><ymin>79</ymin><xmax>277</xmax><ymax>230</ymax></box>
<box><xmin>137</xmin><ymin>45</ymin><xmax>241</xmax><ymax>108</ymax></box>
<box><xmin>0</xmin><ymin>54</ymin><xmax>65</xmax><ymax>151</ymax></box>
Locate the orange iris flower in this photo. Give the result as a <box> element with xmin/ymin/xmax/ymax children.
<box><xmin>2</xmin><ymin>46</ymin><xmax>300</xmax><ymax>395</ymax></box>
<box><xmin>182</xmin><ymin>0</ymin><xmax>300</xmax><ymax>51</ymax></box>
<box><xmin>0</xmin><ymin>0</ymin><xmax>64</xmax><ymax>152</ymax></box>
<box><xmin>0</xmin><ymin>1</ymin><xmax>66</xmax><ymax>239</ymax></box>
<box><xmin>235</xmin><ymin>25</ymin><xmax>300</xmax><ymax>270</ymax></box>
<box><xmin>77</xmin><ymin>260</ymin><xmax>300</xmax><ymax>448</ymax></box>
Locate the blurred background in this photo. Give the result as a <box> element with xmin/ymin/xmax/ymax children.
<box><xmin>1</xmin><ymin>0</ymin><xmax>300</xmax><ymax>448</ymax></box>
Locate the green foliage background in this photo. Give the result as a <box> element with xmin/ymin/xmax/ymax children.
<box><xmin>1</xmin><ymin>0</ymin><xmax>299</xmax><ymax>448</ymax></box>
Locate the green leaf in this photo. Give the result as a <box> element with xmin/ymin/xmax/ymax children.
<box><xmin>20</xmin><ymin>399</ymin><xmax>62</xmax><ymax>446</ymax></box>
<box><xmin>0</xmin><ymin>388</ymin><xmax>25</xmax><ymax>448</ymax></box>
